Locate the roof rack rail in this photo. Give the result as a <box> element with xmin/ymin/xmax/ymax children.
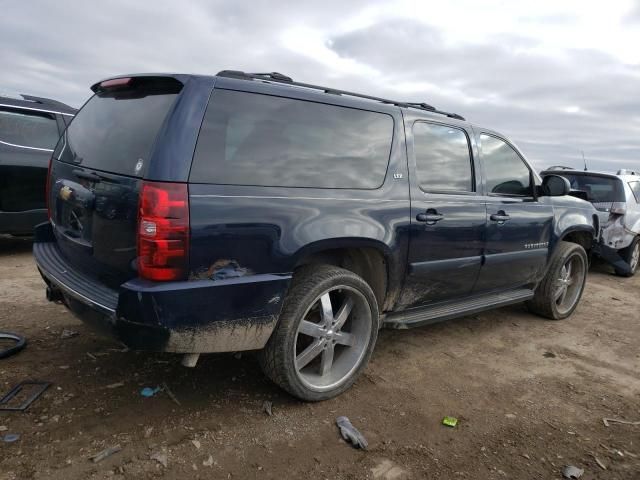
<box><xmin>216</xmin><ymin>70</ymin><xmax>466</xmax><ymax>121</ymax></box>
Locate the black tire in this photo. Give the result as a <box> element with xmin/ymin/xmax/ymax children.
<box><xmin>526</xmin><ymin>241</ymin><xmax>588</xmax><ymax>320</ymax></box>
<box><xmin>615</xmin><ymin>236</ymin><xmax>640</xmax><ymax>277</ymax></box>
<box><xmin>258</xmin><ymin>265</ymin><xmax>379</xmax><ymax>401</ymax></box>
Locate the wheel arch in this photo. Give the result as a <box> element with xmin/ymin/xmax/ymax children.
<box><xmin>291</xmin><ymin>238</ymin><xmax>397</xmax><ymax>311</ymax></box>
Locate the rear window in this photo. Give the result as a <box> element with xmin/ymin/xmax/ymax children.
<box><xmin>559</xmin><ymin>174</ymin><xmax>625</xmax><ymax>203</ymax></box>
<box><xmin>58</xmin><ymin>78</ymin><xmax>181</xmax><ymax>177</ymax></box>
<box><xmin>0</xmin><ymin>107</ymin><xmax>60</xmax><ymax>150</ymax></box>
<box><xmin>190</xmin><ymin>89</ymin><xmax>393</xmax><ymax>189</ymax></box>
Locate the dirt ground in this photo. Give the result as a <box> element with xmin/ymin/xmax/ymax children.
<box><xmin>0</xmin><ymin>236</ymin><xmax>638</xmax><ymax>480</ymax></box>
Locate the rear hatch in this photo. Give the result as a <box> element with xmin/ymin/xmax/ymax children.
<box><xmin>48</xmin><ymin>76</ymin><xmax>183</xmax><ymax>288</ymax></box>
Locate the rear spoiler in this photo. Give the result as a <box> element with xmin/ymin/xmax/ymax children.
<box><xmin>90</xmin><ymin>74</ymin><xmax>187</xmax><ymax>94</ymax></box>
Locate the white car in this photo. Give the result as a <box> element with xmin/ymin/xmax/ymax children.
<box><xmin>542</xmin><ymin>168</ymin><xmax>640</xmax><ymax>276</ymax></box>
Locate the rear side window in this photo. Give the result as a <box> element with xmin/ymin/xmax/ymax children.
<box><xmin>413</xmin><ymin>122</ymin><xmax>473</xmax><ymax>192</ymax></box>
<box><xmin>59</xmin><ymin>78</ymin><xmax>181</xmax><ymax>177</ymax></box>
<box><xmin>628</xmin><ymin>181</ymin><xmax>640</xmax><ymax>203</ymax></box>
<box><xmin>480</xmin><ymin>134</ymin><xmax>532</xmax><ymax>196</ymax></box>
<box><xmin>559</xmin><ymin>174</ymin><xmax>625</xmax><ymax>203</ymax></box>
<box><xmin>190</xmin><ymin>89</ymin><xmax>394</xmax><ymax>189</ymax></box>
<box><xmin>0</xmin><ymin>107</ymin><xmax>59</xmax><ymax>150</ymax></box>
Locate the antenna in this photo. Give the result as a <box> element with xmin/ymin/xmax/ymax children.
<box><xmin>581</xmin><ymin>150</ymin><xmax>588</xmax><ymax>171</ymax></box>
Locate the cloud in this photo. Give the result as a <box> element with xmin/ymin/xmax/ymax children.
<box><xmin>1</xmin><ymin>0</ymin><xmax>638</xmax><ymax>172</ymax></box>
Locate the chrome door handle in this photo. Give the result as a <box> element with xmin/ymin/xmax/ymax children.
<box><xmin>416</xmin><ymin>212</ymin><xmax>444</xmax><ymax>224</ymax></box>
<box><xmin>490</xmin><ymin>211</ymin><xmax>510</xmax><ymax>223</ymax></box>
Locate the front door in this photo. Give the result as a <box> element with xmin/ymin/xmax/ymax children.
<box><xmin>397</xmin><ymin>118</ymin><xmax>485</xmax><ymax>310</ymax></box>
<box><xmin>473</xmin><ymin>133</ymin><xmax>554</xmax><ymax>292</ymax></box>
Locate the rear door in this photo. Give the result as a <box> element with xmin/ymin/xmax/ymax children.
<box><xmin>397</xmin><ymin>117</ymin><xmax>485</xmax><ymax>309</ymax></box>
<box><xmin>49</xmin><ymin>77</ymin><xmax>183</xmax><ymax>287</ymax></box>
<box><xmin>473</xmin><ymin>132</ymin><xmax>553</xmax><ymax>293</ymax></box>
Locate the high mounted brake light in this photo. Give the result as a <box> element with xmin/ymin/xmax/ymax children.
<box><xmin>100</xmin><ymin>77</ymin><xmax>132</xmax><ymax>89</ymax></box>
<box><xmin>137</xmin><ymin>181</ymin><xmax>189</xmax><ymax>281</ymax></box>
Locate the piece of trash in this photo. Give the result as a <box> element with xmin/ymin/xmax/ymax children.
<box><xmin>561</xmin><ymin>465</ymin><xmax>584</xmax><ymax>479</ymax></box>
<box><xmin>2</xmin><ymin>433</ymin><xmax>20</xmax><ymax>443</ymax></box>
<box><xmin>60</xmin><ymin>329</ymin><xmax>79</xmax><ymax>339</ymax></box>
<box><xmin>262</xmin><ymin>400</ymin><xmax>273</xmax><ymax>416</ymax></box>
<box><xmin>144</xmin><ymin>426</ymin><xmax>154</xmax><ymax>438</ymax></box>
<box><xmin>86</xmin><ymin>352</ymin><xmax>97</xmax><ymax>360</ymax></box>
<box><xmin>203</xmin><ymin>455</ymin><xmax>214</xmax><ymax>467</ymax></box>
<box><xmin>0</xmin><ymin>381</ymin><xmax>51</xmax><ymax>411</ymax></box>
<box><xmin>106</xmin><ymin>382</ymin><xmax>125</xmax><ymax>389</ymax></box>
<box><xmin>543</xmin><ymin>351</ymin><xmax>556</xmax><ymax>358</ymax></box>
<box><xmin>336</xmin><ymin>416</ymin><xmax>367</xmax><ymax>449</ymax></box>
<box><xmin>0</xmin><ymin>425</ymin><xmax>6</xmax><ymax>431</ymax></box>
<box><xmin>602</xmin><ymin>417</ymin><xmax>640</xmax><ymax>427</ymax></box>
<box><xmin>89</xmin><ymin>445</ymin><xmax>122</xmax><ymax>463</ymax></box>
<box><xmin>592</xmin><ymin>455</ymin><xmax>606</xmax><ymax>470</ymax></box>
<box><xmin>150</xmin><ymin>450</ymin><xmax>168</xmax><ymax>468</ymax></box>
<box><xmin>443</xmin><ymin>416</ymin><xmax>459</xmax><ymax>427</ymax></box>
<box><xmin>0</xmin><ymin>331</ymin><xmax>26</xmax><ymax>359</ymax></box>
<box><xmin>191</xmin><ymin>439</ymin><xmax>201</xmax><ymax>449</ymax></box>
<box><xmin>504</xmin><ymin>413</ymin><xmax>517</xmax><ymax>420</ymax></box>
<box><xmin>140</xmin><ymin>387</ymin><xmax>161</xmax><ymax>398</ymax></box>
<box><xmin>161</xmin><ymin>382</ymin><xmax>181</xmax><ymax>406</ymax></box>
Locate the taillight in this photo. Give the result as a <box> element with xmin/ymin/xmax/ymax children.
<box><xmin>137</xmin><ymin>181</ymin><xmax>189</xmax><ymax>281</ymax></box>
<box><xmin>46</xmin><ymin>157</ymin><xmax>53</xmax><ymax>221</ymax></box>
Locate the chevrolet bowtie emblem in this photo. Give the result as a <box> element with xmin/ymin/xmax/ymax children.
<box><xmin>59</xmin><ymin>185</ymin><xmax>73</xmax><ymax>201</ymax></box>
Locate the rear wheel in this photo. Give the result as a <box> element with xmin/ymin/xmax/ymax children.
<box><xmin>259</xmin><ymin>265</ymin><xmax>379</xmax><ymax>401</ymax></box>
<box><xmin>615</xmin><ymin>236</ymin><xmax>640</xmax><ymax>277</ymax></box>
<box><xmin>527</xmin><ymin>241</ymin><xmax>588</xmax><ymax>320</ymax></box>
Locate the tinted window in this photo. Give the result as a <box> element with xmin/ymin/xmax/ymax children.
<box><xmin>629</xmin><ymin>181</ymin><xmax>640</xmax><ymax>203</ymax></box>
<box><xmin>413</xmin><ymin>122</ymin><xmax>473</xmax><ymax>192</ymax></box>
<box><xmin>190</xmin><ymin>89</ymin><xmax>393</xmax><ymax>189</ymax></box>
<box><xmin>0</xmin><ymin>108</ymin><xmax>59</xmax><ymax>149</ymax></box>
<box><xmin>59</xmin><ymin>80</ymin><xmax>180</xmax><ymax>177</ymax></box>
<box><xmin>557</xmin><ymin>174</ymin><xmax>625</xmax><ymax>203</ymax></box>
<box><xmin>481</xmin><ymin>134</ymin><xmax>531</xmax><ymax>196</ymax></box>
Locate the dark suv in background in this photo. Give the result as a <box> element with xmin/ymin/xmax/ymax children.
<box><xmin>0</xmin><ymin>93</ymin><xmax>76</xmax><ymax>235</ymax></box>
<box><xmin>34</xmin><ymin>72</ymin><xmax>598</xmax><ymax>400</ymax></box>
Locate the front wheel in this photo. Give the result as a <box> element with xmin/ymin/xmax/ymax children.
<box><xmin>527</xmin><ymin>241</ymin><xmax>588</xmax><ymax>320</ymax></box>
<box><xmin>615</xmin><ymin>236</ymin><xmax>640</xmax><ymax>277</ymax></box>
<box><xmin>259</xmin><ymin>265</ymin><xmax>379</xmax><ymax>401</ymax></box>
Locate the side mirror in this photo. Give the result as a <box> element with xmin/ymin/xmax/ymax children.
<box><xmin>541</xmin><ymin>174</ymin><xmax>571</xmax><ymax>196</ymax></box>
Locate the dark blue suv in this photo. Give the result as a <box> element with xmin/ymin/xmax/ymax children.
<box><xmin>34</xmin><ymin>71</ymin><xmax>598</xmax><ymax>400</ymax></box>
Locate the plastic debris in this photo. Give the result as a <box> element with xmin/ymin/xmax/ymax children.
<box><xmin>562</xmin><ymin>465</ymin><xmax>584</xmax><ymax>479</ymax></box>
<box><xmin>60</xmin><ymin>329</ymin><xmax>79</xmax><ymax>339</ymax></box>
<box><xmin>442</xmin><ymin>416</ymin><xmax>458</xmax><ymax>427</ymax></box>
<box><xmin>161</xmin><ymin>382</ymin><xmax>181</xmax><ymax>406</ymax></box>
<box><xmin>262</xmin><ymin>400</ymin><xmax>273</xmax><ymax>416</ymax></box>
<box><xmin>602</xmin><ymin>417</ymin><xmax>640</xmax><ymax>427</ymax></box>
<box><xmin>2</xmin><ymin>433</ymin><xmax>20</xmax><ymax>443</ymax></box>
<box><xmin>140</xmin><ymin>387</ymin><xmax>161</xmax><ymax>397</ymax></box>
<box><xmin>336</xmin><ymin>416</ymin><xmax>368</xmax><ymax>449</ymax></box>
<box><xmin>89</xmin><ymin>445</ymin><xmax>122</xmax><ymax>463</ymax></box>
<box><xmin>106</xmin><ymin>382</ymin><xmax>125</xmax><ymax>389</ymax></box>
<box><xmin>150</xmin><ymin>450</ymin><xmax>168</xmax><ymax>468</ymax></box>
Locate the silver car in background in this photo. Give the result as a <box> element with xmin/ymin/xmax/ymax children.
<box><xmin>542</xmin><ymin>168</ymin><xmax>640</xmax><ymax>276</ymax></box>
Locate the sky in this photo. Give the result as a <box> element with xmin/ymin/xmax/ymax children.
<box><xmin>1</xmin><ymin>0</ymin><xmax>639</xmax><ymax>172</ymax></box>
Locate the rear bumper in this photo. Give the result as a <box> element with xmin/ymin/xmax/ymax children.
<box><xmin>33</xmin><ymin>223</ymin><xmax>291</xmax><ymax>353</ymax></box>
<box><xmin>0</xmin><ymin>209</ymin><xmax>47</xmax><ymax>235</ymax></box>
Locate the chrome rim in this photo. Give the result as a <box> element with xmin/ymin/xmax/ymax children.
<box><xmin>554</xmin><ymin>253</ymin><xmax>586</xmax><ymax>315</ymax></box>
<box><xmin>630</xmin><ymin>242</ymin><xmax>640</xmax><ymax>272</ymax></box>
<box><xmin>294</xmin><ymin>286</ymin><xmax>372</xmax><ymax>392</ymax></box>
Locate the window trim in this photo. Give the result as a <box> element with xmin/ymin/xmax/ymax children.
<box><xmin>412</xmin><ymin>120</ymin><xmax>476</xmax><ymax>195</ymax></box>
<box><xmin>479</xmin><ymin>132</ymin><xmax>535</xmax><ymax>199</ymax></box>
<box><xmin>0</xmin><ymin>107</ymin><xmax>59</xmax><ymax>152</ymax></box>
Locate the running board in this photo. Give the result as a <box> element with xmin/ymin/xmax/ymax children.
<box><xmin>383</xmin><ymin>289</ymin><xmax>534</xmax><ymax>329</ymax></box>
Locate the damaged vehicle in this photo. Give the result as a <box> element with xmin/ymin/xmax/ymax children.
<box><xmin>35</xmin><ymin>72</ymin><xmax>598</xmax><ymax>401</ymax></box>
<box><xmin>542</xmin><ymin>168</ymin><xmax>640</xmax><ymax>276</ymax></box>
<box><xmin>0</xmin><ymin>93</ymin><xmax>76</xmax><ymax>235</ymax></box>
